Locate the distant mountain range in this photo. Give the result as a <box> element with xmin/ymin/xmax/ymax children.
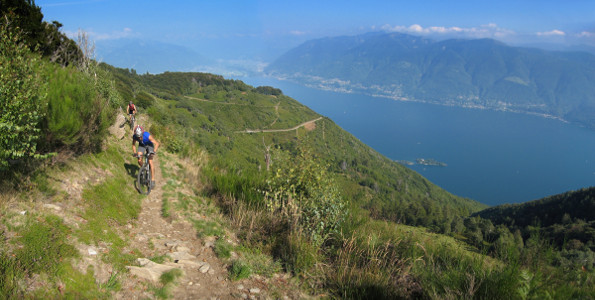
<box><xmin>265</xmin><ymin>32</ymin><xmax>595</xmax><ymax>129</ymax></box>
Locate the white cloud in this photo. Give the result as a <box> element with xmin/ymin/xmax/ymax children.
<box><xmin>63</xmin><ymin>27</ymin><xmax>136</xmax><ymax>41</ymax></box>
<box><xmin>379</xmin><ymin>23</ymin><xmax>595</xmax><ymax>47</ymax></box>
<box><xmin>381</xmin><ymin>23</ymin><xmax>516</xmax><ymax>39</ymax></box>
<box><xmin>92</xmin><ymin>28</ymin><xmax>135</xmax><ymax>40</ymax></box>
<box><xmin>537</xmin><ymin>30</ymin><xmax>566</xmax><ymax>36</ymax></box>
<box><xmin>290</xmin><ymin>30</ymin><xmax>306</xmax><ymax>36</ymax></box>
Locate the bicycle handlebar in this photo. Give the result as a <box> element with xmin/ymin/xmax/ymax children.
<box><xmin>133</xmin><ymin>150</ymin><xmax>156</xmax><ymax>158</ymax></box>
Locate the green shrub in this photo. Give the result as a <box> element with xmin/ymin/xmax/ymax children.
<box><xmin>135</xmin><ymin>91</ymin><xmax>154</xmax><ymax>108</ymax></box>
<box><xmin>44</xmin><ymin>66</ymin><xmax>93</xmax><ymax>146</ymax></box>
<box><xmin>42</xmin><ymin>64</ymin><xmax>115</xmax><ymax>153</ymax></box>
<box><xmin>0</xmin><ymin>17</ymin><xmax>47</xmax><ymax>171</ymax></box>
<box><xmin>263</xmin><ymin>146</ymin><xmax>346</xmax><ymax>247</ymax></box>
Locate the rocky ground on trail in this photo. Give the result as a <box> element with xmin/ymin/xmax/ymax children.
<box><xmin>113</xmin><ymin>155</ymin><xmax>272</xmax><ymax>299</ymax></box>
<box><xmin>108</xmin><ymin>113</ymin><xmax>300</xmax><ymax>299</ymax></box>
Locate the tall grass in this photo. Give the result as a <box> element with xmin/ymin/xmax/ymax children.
<box><xmin>204</xmin><ymin>164</ymin><xmax>265</xmax><ymax>207</ymax></box>
<box><xmin>323</xmin><ymin>230</ymin><xmax>421</xmax><ymax>299</ymax></box>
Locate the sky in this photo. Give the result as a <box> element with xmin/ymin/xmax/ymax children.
<box><xmin>35</xmin><ymin>0</ymin><xmax>595</xmax><ymax>68</ymax></box>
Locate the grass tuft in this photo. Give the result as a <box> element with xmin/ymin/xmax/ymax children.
<box><xmin>229</xmin><ymin>260</ymin><xmax>252</xmax><ymax>281</ymax></box>
<box><xmin>153</xmin><ymin>268</ymin><xmax>183</xmax><ymax>299</ymax></box>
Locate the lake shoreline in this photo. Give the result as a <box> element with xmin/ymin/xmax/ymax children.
<box><xmin>265</xmin><ymin>75</ymin><xmax>573</xmax><ymax>127</ymax></box>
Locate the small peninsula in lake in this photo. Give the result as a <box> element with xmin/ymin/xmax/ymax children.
<box><xmin>416</xmin><ymin>158</ymin><xmax>447</xmax><ymax>167</ymax></box>
<box><xmin>396</xmin><ymin>158</ymin><xmax>447</xmax><ymax>167</ymax></box>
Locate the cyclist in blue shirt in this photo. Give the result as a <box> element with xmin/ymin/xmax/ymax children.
<box><xmin>132</xmin><ymin>125</ymin><xmax>160</xmax><ymax>188</ymax></box>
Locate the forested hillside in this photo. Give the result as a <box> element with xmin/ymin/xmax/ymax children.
<box><xmin>266</xmin><ymin>32</ymin><xmax>595</xmax><ymax>129</ymax></box>
<box><xmin>475</xmin><ymin>187</ymin><xmax>595</xmax><ymax>252</ymax></box>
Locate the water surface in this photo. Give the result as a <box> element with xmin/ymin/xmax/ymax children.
<box><xmin>238</xmin><ymin>77</ymin><xmax>595</xmax><ymax>206</ymax></box>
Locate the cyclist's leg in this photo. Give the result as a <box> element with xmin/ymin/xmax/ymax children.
<box><xmin>137</xmin><ymin>146</ymin><xmax>146</xmax><ymax>167</ymax></box>
<box><xmin>147</xmin><ymin>146</ymin><xmax>155</xmax><ymax>180</ymax></box>
<box><xmin>147</xmin><ymin>146</ymin><xmax>156</xmax><ymax>186</ymax></box>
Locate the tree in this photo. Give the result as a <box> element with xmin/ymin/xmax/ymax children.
<box><xmin>0</xmin><ymin>0</ymin><xmax>44</xmax><ymax>50</ymax></box>
<box><xmin>0</xmin><ymin>15</ymin><xmax>47</xmax><ymax>171</ymax></box>
<box><xmin>41</xmin><ymin>21</ymin><xmax>82</xmax><ymax>67</ymax></box>
<box><xmin>1</xmin><ymin>0</ymin><xmax>83</xmax><ymax>66</ymax></box>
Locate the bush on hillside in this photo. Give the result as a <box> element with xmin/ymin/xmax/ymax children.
<box><xmin>0</xmin><ymin>15</ymin><xmax>48</xmax><ymax>171</ymax></box>
<box><xmin>40</xmin><ymin>64</ymin><xmax>115</xmax><ymax>153</ymax></box>
<box><xmin>135</xmin><ymin>91</ymin><xmax>154</xmax><ymax>109</ymax></box>
<box><xmin>263</xmin><ymin>145</ymin><xmax>347</xmax><ymax>247</ymax></box>
<box><xmin>254</xmin><ymin>86</ymin><xmax>282</xmax><ymax>96</ymax></box>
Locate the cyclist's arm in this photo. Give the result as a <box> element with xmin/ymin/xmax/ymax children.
<box><xmin>132</xmin><ymin>139</ymin><xmax>137</xmax><ymax>154</ymax></box>
<box><xmin>149</xmin><ymin>136</ymin><xmax>159</xmax><ymax>153</ymax></box>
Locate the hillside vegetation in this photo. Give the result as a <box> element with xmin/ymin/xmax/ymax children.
<box><xmin>475</xmin><ymin>188</ymin><xmax>595</xmax><ymax>258</ymax></box>
<box><xmin>106</xmin><ymin>66</ymin><xmax>485</xmax><ymax>230</ymax></box>
<box><xmin>266</xmin><ymin>31</ymin><xmax>595</xmax><ymax>129</ymax></box>
<box><xmin>1</xmin><ymin>2</ymin><xmax>594</xmax><ymax>298</ymax></box>
<box><xmin>106</xmin><ymin>67</ymin><xmax>593</xmax><ymax>298</ymax></box>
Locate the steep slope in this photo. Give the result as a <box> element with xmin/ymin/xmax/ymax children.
<box><xmin>105</xmin><ymin>66</ymin><xmax>486</xmax><ymax>231</ymax></box>
<box><xmin>266</xmin><ymin>32</ymin><xmax>595</xmax><ymax>128</ymax></box>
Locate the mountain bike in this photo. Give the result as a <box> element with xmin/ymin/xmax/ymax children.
<box><xmin>134</xmin><ymin>150</ymin><xmax>154</xmax><ymax>195</ymax></box>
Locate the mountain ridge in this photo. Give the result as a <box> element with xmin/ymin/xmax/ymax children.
<box><xmin>266</xmin><ymin>31</ymin><xmax>595</xmax><ymax>129</ymax></box>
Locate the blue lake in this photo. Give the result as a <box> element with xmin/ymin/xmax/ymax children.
<box><xmin>237</xmin><ymin>77</ymin><xmax>595</xmax><ymax>206</ymax></box>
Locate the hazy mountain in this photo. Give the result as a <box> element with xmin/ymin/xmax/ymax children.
<box><xmin>96</xmin><ymin>39</ymin><xmax>212</xmax><ymax>74</ymax></box>
<box><xmin>266</xmin><ymin>32</ymin><xmax>595</xmax><ymax>128</ymax></box>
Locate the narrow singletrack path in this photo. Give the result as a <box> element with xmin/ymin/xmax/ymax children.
<box><xmin>115</xmin><ymin>155</ymin><xmax>257</xmax><ymax>299</ymax></box>
<box><xmin>235</xmin><ymin>117</ymin><xmax>323</xmax><ymax>133</ymax></box>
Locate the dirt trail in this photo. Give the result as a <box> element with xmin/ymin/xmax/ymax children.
<box><xmin>114</xmin><ymin>156</ymin><xmax>265</xmax><ymax>299</ymax></box>
<box><xmin>264</xmin><ymin>102</ymin><xmax>281</xmax><ymax>129</ymax></box>
<box><xmin>236</xmin><ymin>117</ymin><xmax>323</xmax><ymax>134</ymax></box>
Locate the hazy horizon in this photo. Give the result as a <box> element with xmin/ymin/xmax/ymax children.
<box><xmin>37</xmin><ymin>0</ymin><xmax>595</xmax><ymax>73</ymax></box>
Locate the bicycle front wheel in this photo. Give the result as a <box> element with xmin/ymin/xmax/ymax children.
<box><xmin>130</xmin><ymin>115</ymin><xmax>135</xmax><ymax>130</ymax></box>
<box><xmin>137</xmin><ymin>165</ymin><xmax>150</xmax><ymax>195</ymax></box>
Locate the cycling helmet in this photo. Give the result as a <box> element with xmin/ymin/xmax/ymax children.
<box><xmin>129</xmin><ymin>101</ymin><xmax>133</xmax><ymax>105</ymax></box>
<box><xmin>134</xmin><ymin>125</ymin><xmax>143</xmax><ymax>138</ymax></box>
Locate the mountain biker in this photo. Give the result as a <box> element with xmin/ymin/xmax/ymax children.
<box><xmin>127</xmin><ymin>101</ymin><xmax>137</xmax><ymax>124</ymax></box>
<box><xmin>132</xmin><ymin>125</ymin><xmax>160</xmax><ymax>188</ymax></box>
